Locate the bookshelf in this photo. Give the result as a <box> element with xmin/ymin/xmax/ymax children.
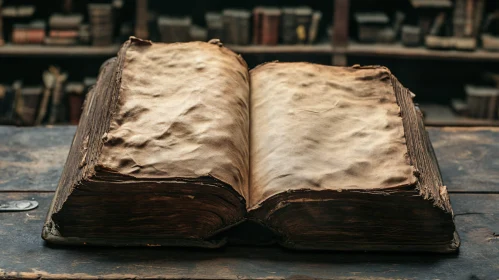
<box><xmin>0</xmin><ymin>44</ymin><xmax>120</xmax><ymax>56</ymax></box>
<box><xmin>340</xmin><ymin>42</ymin><xmax>499</xmax><ymax>62</ymax></box>
<box><xmin>421</xmin><ymin>104</ymin><xmax>499</xmax><ymax>127</ymax></box>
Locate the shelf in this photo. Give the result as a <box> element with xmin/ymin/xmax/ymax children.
<box><xmin>421</xmin><ymin>104</ymin><xmax>499</xmax><ymax>126</ymax></box>
<box><xmin>0</xmin><ymin>44</ymin><xmax>120</xmax><ymax>56</ymax></box>
<box><xmin>227</xmin><ymin>43</ymin><xmax>332</xmax><ymax>54</ymax></box>
<box><xmin>343</xmin><ymin>42</ymin><xmax>499</xmax><ymax>62</ymax></box>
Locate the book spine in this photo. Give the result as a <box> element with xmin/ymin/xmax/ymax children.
<box><xmin>50</xmin><ymin>30</ymin><xmax>79</xmax><ymax>38</ymax></box>
<box><xmin>135</xmin><ymin>0</ymin><xmax>148</xmax><ymax>39</ymax></box>
<box><xmin>238</xmin><ymin>14</ymin><xmax>250</xmax><ymax>45</ymax></box>
<box><xmin>281</xmin><ymin>9</ymin><xmax>296</xmax><ymax>44</ymax></box>
<box><xmin>430</xmin><ymin>12</ymin><xmax>446</xmax><ymax>36</ymax></box>
<box><xmin>464</xmin><ymin>0</ymin><xmax>474</xmax><ymax>37</ymax></box>
<box><xmin>261</xmin><ymin>13</ymin><xmax>280</xmax><ymax>45</ymax></box>
<box><xmin>18</xmin><ymin>90</ymin><xmax>42</xmax><ymax>126</ymax></box>
<box><xmin>308</xmin><ymin>11</ymin><xmax>322</xmax><ymax>44</ymax></box>
<box><xmin>68</xmin><ymin>93</ymin><xmax>84</xmax><ymax>125</ymax></box>
<box><xmin>295</xmin><ymin>13</ymin><xmax>311</xmax><ymax>44</ymax></box>
<box><xmin>0</xmin><ymin>3</ymin><xmax>4</xmax><ymax>45</ymax></box>
<box><xmin>252</xmin><ymin>8</ymin><xmax>262</xmax><ymax>44</ymax></box>
<box><xmin>453</xmin><ymin>0</ymin><xmax>466</xmax><ymax>37</ymax></box>
<box><xmin>473</xmin><ymin>0</ymin><xmax>485</xmax><ymax>37</ymax></box>
<box><xmin>222</xmin><ymin>12</ymin><xmax>232</xmax><ymax>44</ymax></box>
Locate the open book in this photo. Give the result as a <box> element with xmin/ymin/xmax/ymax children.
<box><xmin>42</xmin><ymin>38</ymin><xmax>459</xmax><ymax>252</ymax></box>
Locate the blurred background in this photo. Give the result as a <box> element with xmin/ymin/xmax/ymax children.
<box><xmin>1</xmin><ymin>0</ymin><xmax>499</xmax><ymax>127</ymax></box>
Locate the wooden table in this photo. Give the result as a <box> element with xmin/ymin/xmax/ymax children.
<box><xmin>0</xmin><ymin>126</ymin><xmax>498</xmax><ymax>280</ymax></box>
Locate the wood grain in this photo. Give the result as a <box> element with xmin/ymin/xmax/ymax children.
<box><xmin>0</xmin><ymin>192</ymin><xmax>497</xmax><ymax>279</ymax></box>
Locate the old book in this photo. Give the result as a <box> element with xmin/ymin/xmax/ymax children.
<box><xmin>0</xmin><ymin>1</ymin><xmax>4</xmax><ymax>45</ymax></box>
<box><xmin>88</xmin><ymin>4</ymin><xmax>114</xmax><ymax>46</ymax></box>
<box><xmin>205</xmin><ymin>12</ymin><xmax>223</xmax><ymax>41</ymax></box>
<box><xmin>465</xmin><ymin>85</ymin><xmax>499</xmax><ymax>119</ymax></box>
<box><xmin>49</xmin><ymin>14</ymin><xmax>83</xmax><ymax>30</ymax></box>
<box><xmin>12</xmin><ymin>21</ymin><xmax>45</xmax><ymax>44</ymax></box>
<box><xmin>425</xmin><ymin>35</ymin><xmax>453</xmax><ymax>49</ymax></box>
<box><xmin>222</xmin><ymin>9</ymin><xmax>239</xmax><ymax>44</ymax></box>
<box><xmin>280</xmin><ymin>7</ymin><xmax>296</xmax><ymax>44</ymax></box>
<box><xmin>472</xmin><ymin>0</ymin><xmax>485</xmax><ymax>37</ymax></box>
<box><xmin>261</xmin><ymin>8</ymin><xmax>280</xmax><ymax>45</ymax></box>
<box><xmin>252</xmin><ymin>7</ymin><xmax>263</xmax><ymax>44</ymax></box>
<box><xmin>135</xmin><ymin>0</ymin><xmax>148</xmax><ymax>39</ymax></box>
<box><xmin>48</xmin><ymin>69</ymin><xmax>68</xmax><ymax>124</ymax></box>
<box><xmin>43</xmin><ymin>38</ymin><xmax>459</xmax><ymax>252</ymax></box>
<box><xmin>295</xmin><ymin>7</ymin><xmax>312</xmax><ymax>44</ymax></box>
<box><xmin>15</xmin><ymin>86</ymin><xmax>42</xmax><ymax>126</ymax></box>
<box><xmin>157</xmin><ymin>16</ymin><xmax>191</xmax><ymax>43</ymax></box>
<box><xmin>307</xmin><ymin>11</ymin><xmax>322</xmax><ymax>44</ymax></box>
<box><xmin>190</xmin><ymin>25</ymin><xmax>207</xmax><ymax>42</ymax></box>
<box><xmin>450</xmin><ymin>99</ymin><xmax>468</xmax><ymax>116</ymax></box>
<box><xmin>453</xmin><ymin>0</ymin><xmax>466</xmax><ymax>37</ymax></box>
<box><xmin>35</xmin><ymin>69</ymin><xmax>56</xmax><ymax>125</ymax></box>
<box><xmin>0</xmin><ymin>84</ymin><xmax>15</xmax><ymax>124</ymax></box>
<box><xmin>66</xmin><ymin>82</ymin><xmax>85</xmax><ymax>125</ymax></box>
<box><xmin>236</xmin><ymin>10</ymin><xmax>251</xmax><ymax>45</ymax></box>
<box><xmin>402</xmin><ymin>25</ymin><xmax>421</xmax><ymax>46</ymax></box>
<box><xmin>355</xmin><ymin>12</ymin><xmax>390</xmax><ymax>43</ymax></box>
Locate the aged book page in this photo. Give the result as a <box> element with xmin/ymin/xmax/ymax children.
<box><xmin>249</xmin><ymin>63</ymin><xmax>417</xmax><ymax>209</ymax></box>
<box><xmin>98</xmin><ymin>39</ymin><xmax>250</xmax><ymax>199</ymax></box>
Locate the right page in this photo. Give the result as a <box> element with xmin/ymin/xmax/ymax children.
<box><xmin>249</xmin><ymin>62</ymin><xmax>459</xmax><ymax>252</ymax></box>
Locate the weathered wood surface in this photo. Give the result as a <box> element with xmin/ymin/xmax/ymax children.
<box><xmin>0</xmin><ymin>126</ymin><xmax>76</xmax><ymax>192</ymax></box>
<box><xmin>428</xmin><ymin>127</ymin><xmax>499</xmax><ymax>193</ymax></box>
<box><xmin>1</xmin><ymin>126</ymin><xmax>498</xmax><ymax>193</ymax></box>
<box><xmin>0</xmin><ymin>126</ymin><xmax>498</xmax><ymax>279</ymax></box>
<box><xmin>0</xmin><ymin>192</ymin><xmax>497</xmax><ymax>280</ymax></box>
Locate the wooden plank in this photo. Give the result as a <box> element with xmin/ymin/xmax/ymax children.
<box><xmin>0</xmin><ymin>44</ymin><xmax>120</xmax><ymax>56</ymax></box>
<box><xmin>428</xmin><ymin>127</ymin><xmax>499</xmax><ymax>193</ymax></box>
<box><xmin>0</xmin><ymin>192</ymin><xmax>497</xmax><ymax>279</ymax></box>
<box><xmin>422</xmin><ymin>104</ymin><xmax>499</xmax><ymax>127</ymax></box>
<box><xmin>1</xmin><ymin>126</ymin><xmax>498</xmax><ymax>193</ymax></box>
<box><xmin>0</xmin><ymin>126</ymin><xmax>76</xmax><ymax>192</ymax></box>
<box><xmin>343</xmin><ymin>42</ymin><xmax>499</xmax><ymax>62</ymax></box>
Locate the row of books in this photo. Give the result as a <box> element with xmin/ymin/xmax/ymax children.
<box><xmin>0</xmin><ymin>3</ymin><xmax>118</xmax><ymax>46</ymax></box>
<box><xmin>355</xmin><ymin>0</ymin><xmax>499</xmax><ymax>51</ymax></box>
<box><xmin>0</xmin><ymin>67</ymin><xmax>95</xmax><ymax>126</ymax></box>
<box><xmin>155</xmin><ymin>6</ymin><xmax>322</xmax><ymax>45</ymax></box>
<box><xmin>451</xmin><ymin>72</ymin><xmax>499</xmax><ymax>120</ymax></box>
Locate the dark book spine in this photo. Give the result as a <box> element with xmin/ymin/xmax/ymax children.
<box><xmin>205</xmin><ymin>13</ymin><xmax>223</xmax><ymax>41</ymax></box>
<box><xmin>281</xmin><ymin>8</ymin><xmax>296</xmax><ymax>44</ymax></box>
<box><xmin>252</xmin><ymin>8</ymin><xmax>262</xmax><ymax>44</ymax></box>
<box><xmin>17</xmin><ymin>89</ymin><xmax>42</xmax><ymax>126</ymax></box>
<box><xmin>261</xmin><ymin>12</ymin><xmax>280</xmax><ymax>45</ymax></box>
<box><xmin>0</xmin><ymin>85</ymin><xmax>16</xmax><ymax>123</ymax></box>
<box><xmin>0</xmin><ymin>2</ymin><xmax>4</xmax><ymax>45</ymax></box>
<box><xmin>308</xmin><ymin>11</ymin><xmax>322</xmax><ymax>44</ymax></box>
<box><xmin>237</xmin><ymin>12</ymin><xmax>251</xmax><ymax>45</ymax></box>
<box><xmin>295</xmin><ymin>10</ymin><xmax>312</xmax><ymax>44</ymax></box>
<box><xmin>464</xmin><ymin>0</ymin><xmax>474</xmax><ymax>37</ymax></box>
<box><xmin>135</xmin><ymin>0</ymin><xmax>148</xmax><ymax>39</ymax></box>
<box><xmin>453</xmin><ymin>0</ymin><xmax>466</xmax><ymax>37</ymax></box>
<box><xmin>473</xmin><ymin>0</ymin><xmax>485</xmax><ymax>37</ymax></box>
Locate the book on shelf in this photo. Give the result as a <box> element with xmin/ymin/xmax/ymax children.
<box><xmin>355</xmin><ymin>12</ymin><xmax>390</xmax><ymax>43</ymax></box>
<box><xmin>295</xmin><ymin>6</ymin><xmax>312</xmax><ymax>44</ymax></box>
<box><xmin>308</xmin><ymin>11</ymin><xmax>322</xmax><ymax>44</ymax></box>
<box><xmin>402</xmin><ymin>25</ymin><xmax>421</xmax><ymax>46</ymax></box>
<box><xmin>280</xmin><ymin>7</ymin><xmax>296</xmax><ymax>44</ymax></box>
<box><xmin>0</xmin><ymin>1</ymin><xmax>4</xmax><ymax>45</ymax></box>
<box><xmin>190</xmin><ymin>25</ymin><xmax>207</xmax><ymax>42</ymax></box>
<box><xmin>49</xmin><ymin>14</ymin><xmax>83</xmax><ymax>30</ymax></box>
<box><xmin>15</xmin><ymin>85</ymin><xmax>43</xmax><ymax>126</ymax></box>
<box><xmin>465</xmin><ymin>85</ymin><xmax>499</xmax><ymax>120</ymax></box>
<box><xmin>48</xmin><ymin>69</ymin><xmax>68</xmax><ymax>125</ymax></box>
<box><xmin>12</xmin><ymin>21</ymin><xmax>45</xmax><ymax>44</ymax></box>
<box><xmin>205</xmin><ymin>12</ymin><xmax>223</xmax><ymax>41</ymax></box>
<box><xmin>222</xmin><ymin>9</ymin><xmax>250</xmax><ymax>45</ymax></box>
<box><xmin>35</xmin><ymin>69</ymin><xmax>56</xmax><ymax>126</ymax></box>
<box><xmin>1</xmin><ymin>5</ymin><xmax>35</xmax><ymax>18</ymax></box>
<box><xmin>88</xmin><ymin>4</ymin><xmax>114</xmax><ymax>46</ymax></box>
<box><xmin>66</xmin><ymin>82</ymin><xmax>85</xmax><ymax>125</ymax></box>
<box><xmin>43</xmin><ymin>37</ymin><xmax>459</xmax><ymax>253</ymax></box>
<box><xmin>260</xmin><ymin>7</ymin><xmax>281</xmax><ymax>45</ymax></box>
<box><xmin>0</xmin><ymin>84</ymin><xmax>15</xmax><ymax>124</ymax></box>
<box><xmin>157</xmin><ymin>16</ymin><xmax>191</xmax><ymax>43</ymax></box>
